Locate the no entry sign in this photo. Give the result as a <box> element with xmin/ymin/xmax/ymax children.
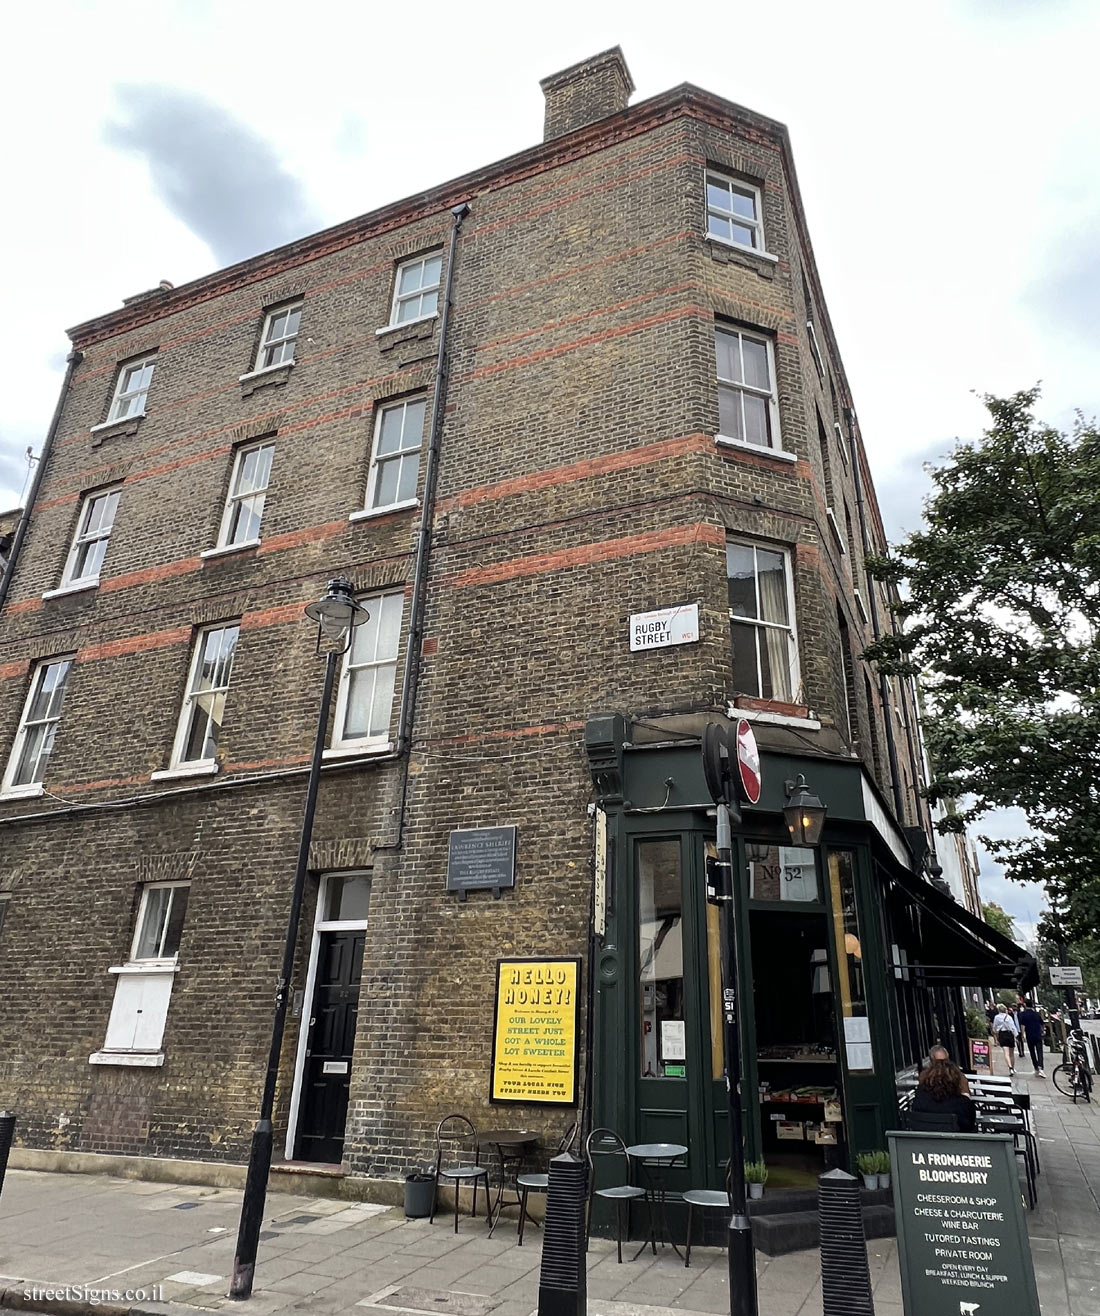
<box><xmin>735</xmin><ymin>718</ymin><xmax>761</xmax><ymax>805</ymax></box>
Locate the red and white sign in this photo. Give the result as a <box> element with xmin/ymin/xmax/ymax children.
<box><xmin>735</xmin><ymin>718</ymin><xmax>761</xmax><ymax>805</ymax></box>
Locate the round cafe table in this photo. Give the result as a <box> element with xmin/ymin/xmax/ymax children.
<box><xmin>477</xmin><ymin>1130</ymin><xmax>539</xmax><ymax>1234</ymax></box>
<box><xmin>625</xmin><ymin>1142</ymin><xmax>688</xmax><ymax>1260</ymax></box>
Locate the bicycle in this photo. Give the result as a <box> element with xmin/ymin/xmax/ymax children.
<box><xmin>1052</xmin><ymin>1029</ymin><xmax>1093</xmax><ymax>1103</ymax></box>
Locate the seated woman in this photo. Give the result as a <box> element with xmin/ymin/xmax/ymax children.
<box><xmin>912</xmin><ymin>1058</ymin><xmax>976</xmax><ymax>1132</ymax></box>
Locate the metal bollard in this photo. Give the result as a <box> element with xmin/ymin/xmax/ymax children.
<box><xmin>0</xmin><ymin>1112</ymin><xmax>15</xmax><ymax>1198</ymax></box>
<box><xmin>537</xmin><ymin>1151</ymin><xmax>588</xmax><ymax>1316</ymax></box>
<box><xmin>818</xmin><ymin>1168</ymin><xmax>875</xmax><ymax>1316</ymax></box>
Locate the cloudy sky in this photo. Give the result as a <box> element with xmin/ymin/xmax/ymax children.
<box><xmin>4</xmin><ymin>0</ymin><xmax>1096</xmax><ymax>939</ymax></box>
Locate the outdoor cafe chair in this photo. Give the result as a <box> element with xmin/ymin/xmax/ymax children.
<box><xmin>584</xmin><ymin>1127</ymin><xmax>647</xmax><ymax>1263</ymax></box>
<box><xmin>515</xmin><ymin>1121</ymin><xmax>578</xmax><ymax>1245</ymax></box>
<box><xmin>682</xmin><ymin>1162</ymin><xmax>732</xmax><ymax>1268</ymax></box>
<box><xmin>430</xmin><ymin>1114</ymin><xmax>491</xmax><ymax>1233</ymax></box>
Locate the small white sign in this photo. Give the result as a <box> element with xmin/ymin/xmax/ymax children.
<box><xmin>1050</xmin><ymin>965</ymin><xmax>1083</xmax><ymax>986</ymax></box>
<box><xmin>629</xmin><ymin>603</ymin><xmax>699</xmax><ymax>652</ymax></box>
<box><xmin>661</xmin><ymin>1019</ymin><xmax>686</xmax><ymax>1061</ymax></box>
<box><xmin>322</xmin><ymin>1060</ymin><xmax>350</xmax><ymax>1074</ymax></box>
<box><xmin>593</xmin><ymin>808</ymin><xmax>608</xmax><ymax>939</ymax></box>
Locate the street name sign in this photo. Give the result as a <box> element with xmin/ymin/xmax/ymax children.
<box><xmin>629</xmin><ymin>603</ymin><xmax>699</xmax><ymax>651</ymax></box>
<box><xmin>1050</xmin><ymin>965</ymin><xmax>1083</xmax><ymax>986</ymax></box>
<box><xmin>888</xmin><ymin>1130</ymin><xmax>1040</xmax><ymax>1316</ymax></box>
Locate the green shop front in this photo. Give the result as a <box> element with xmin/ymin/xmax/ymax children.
<box><xmin>583</xmin><ymin>712</ymin><xmax>1027</xmax><ymax>1206</ymax></box>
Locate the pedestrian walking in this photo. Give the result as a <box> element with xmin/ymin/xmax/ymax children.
<box><xmin>1018</xmin><ymin>1000</ymin><xmax>1046</xmax><ymax>1076</ymax></box>
<box><xmin>986</xmin><ymin>1001</ymin><xmax>997</xmax><ymax>1033</ymax></box>
<box><xmin>992</xmin><ymin>1004</ymin><xmax>1020</xmax><ymax>1074</ymax></box>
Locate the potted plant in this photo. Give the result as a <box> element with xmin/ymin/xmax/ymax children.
<box><xmin>874</xmin><ymin>1150</ymin><xmax>892</xmax><ymax>1190</ymax></box>
<box><xmin>744</xmin><ymin>1159</ymin><xmax>768</xmax><ymax>1199</ymax></box>
<box><xmin>856</xmin><ymin>1152</ymin><xmax>880</xmax><ymax>1191</ymax></box>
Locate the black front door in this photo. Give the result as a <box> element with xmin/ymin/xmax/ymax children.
<box><xmin>295</xmin><ymin>931</ymin><xmax>363</xmax><ymax>1163</ymax></box>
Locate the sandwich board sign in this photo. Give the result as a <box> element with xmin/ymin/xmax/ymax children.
<box><xmin>888</xmin><ymin>1130</ymin><xmax>1040</xmax><ymax>1316</ymax></box>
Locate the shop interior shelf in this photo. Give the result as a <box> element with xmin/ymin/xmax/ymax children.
<box><xmin>756</xmin><ymin>1057</ymin><xmax>837</xmax><ymax>1065</ymax></box>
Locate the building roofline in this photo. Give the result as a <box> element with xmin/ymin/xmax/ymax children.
<box><xmin>66</xmin><ymin>82</ymin><xmax>792</xmax><ymax>348</ymax></box>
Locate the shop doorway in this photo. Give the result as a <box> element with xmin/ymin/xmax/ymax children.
<box><xmin>748</xmin><ymin>906</ymin><xmax>842</xmax><ymax>1186</ymax></box>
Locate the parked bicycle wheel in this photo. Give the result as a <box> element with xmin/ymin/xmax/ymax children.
<box><xmin>1052</xmin><ymin>1064</ymin><xmax>1083</xmax><ymax>1098</ymax></box>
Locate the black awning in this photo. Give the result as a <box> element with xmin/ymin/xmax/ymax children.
<box><xmin>886</xmin><ymin>865</ymin><xmax>1038</xmax><ymax>990</ymax></box>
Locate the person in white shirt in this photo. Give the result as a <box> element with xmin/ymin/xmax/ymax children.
<box><xmin>992</xmin><ymin>1006</ymin><xmax>1020</xmax><ymax>1074</ymax></box>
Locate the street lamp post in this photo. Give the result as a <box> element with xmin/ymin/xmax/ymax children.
<box><xmin>230</xmin><ymin>578</ymin><xmax>370</xmax><ymax>1301</ymax></box>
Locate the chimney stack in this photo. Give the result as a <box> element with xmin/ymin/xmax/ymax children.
<box><xmin>540</xmin><ymin>47</ymin><xmax>634</xmax><ymax>142</ymax></box>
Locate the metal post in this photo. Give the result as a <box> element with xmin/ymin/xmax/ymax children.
<box><xmin>537</xmin><ymin>1152</ymin><xmax>588</xmax><ymax>1316</ymax></box>
<box><xmin>818</xmin><ymin>1169</ymin><xmax>875</xmax><ymax>1315</ymax></box>
<box><xmin>0</xmin><ymin>1111</ymin><xmax>15</xmax><ymax>1198</ymax></box>
<box><xmin>716</xmin><ymin>803</ymin><xmax>758</xmax><ymax>1316</ymax></box>
<box><xmin>1057</xmin><ymin>934</ymin><xmax>1081</xmax><ymax>1031</ymax></box>
<box><xmin>230</xmin><ymin>647</ymin><xmax>340</xmax><ymax>1300</ymax></box>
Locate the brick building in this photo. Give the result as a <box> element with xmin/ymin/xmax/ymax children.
<box><xmin>0</xmin><ymin>49</ymin><xmax>1030</xmax><ymax>1202</ymax></box>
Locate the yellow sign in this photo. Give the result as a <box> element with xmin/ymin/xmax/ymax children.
<box><xmin>490</xmin><ymin>958</ymin><xmax>580</xmax><ymax>1105</ymax></box>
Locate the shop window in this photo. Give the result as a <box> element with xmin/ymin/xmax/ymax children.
<box><xmin>828</xmin><ymin>850</ymin><xmax>872</xmax><ymax>1072</ymax></box>
<box><xmin>637</xmin><ymin>840</ymin><xmax>684</xmax><ymax>1079</ymax></box>
<box><xmin>749</xmin><ymin>845</ymin><xmax>820</xmax><ymax>902</ymax></box>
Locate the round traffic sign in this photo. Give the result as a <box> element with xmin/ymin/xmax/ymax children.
<box><xmin>735</xmin><ymin>718</ymin><xmax>761</xmax><ymax>805</ymax></box>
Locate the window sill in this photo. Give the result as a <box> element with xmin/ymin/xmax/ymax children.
<box><xmin>705</xmin><ymin>234</ymin><xmax>779</xmax><ymax>264</ymax></box>
<box><xmin>376</xmin><ymin>314</ymin><xmax>437</xmax><ymax>338</ymax></box>
<box><xmin>834</xmin><ymin>422</ymin><xmax>849</xmax><ymax>464</ymax></box>
<box><xmin>200</xmin><ymin>539</ymin><xmax>261</xmax><ymax>560</ymax></box>
<box><xmin>322</xmin><ymin>741</ymin><xmax>394</xmax><ymax>761</ymax></box>
<box><xmin>238</xmin><ymin>361</ymin><xmax>295</xmax><ymax>384</ymax></box>
<box><xmin>348</xmin><ymin>501</ymin><xmax>419</xmax><ymax>523</ymax></box>
<box><xmin>91</xmin><ymin>412</ymin><xmax>146</xmax><ymax>433</ymax></box>
<box><xmin>150</xmin><ymin>762</ymin><xmax>219</xmax><ymax>782</ymax></box>
<box><xmin>825</xmin><ymin>507</ymin><xmax>846</xmax><ymax>552</ymax></box>
<box><xmin>729</xmin><ymin>702</ymin><xmax>822</xmax><ymax>732</ymax></box>
<box><xmin>42</xmin><ymin>579</ymin><xmax>100</xmax><ymax>600</ymax></box>
<box><xmin>716</xmin><ymin>435</ymin><xmax>797</xmax><ymax>464</ymax></box>
<box><xmin>0</xmin><ymin>783</ymin><xmax>45</xmax><ymax>801</ymax></box>
<box><xmin>108</xmin><ymin>961</ymin><xmax>179</xmax><ymax>976</ymax></box>
<box><xmin>88</xmin><ymin>1050</ymin><xmax>165</xmax><ymax>1068</ymax></box>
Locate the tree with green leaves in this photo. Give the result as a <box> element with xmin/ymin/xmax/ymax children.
<box><xmin>866</xmin><ymin>388</ymin><xmax>1100</xmax><ymax>941</ymax></box>
<box><xmin>981</xmin><ymin>902</ymin><xmax>1016</xmax><ymax>941</ymax></box>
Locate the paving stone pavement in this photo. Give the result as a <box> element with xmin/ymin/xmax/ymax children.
<box><xmin>1</xmin><ymin>1053</ymin><xmax>1098</xmax><ymax>1316</ymax></box>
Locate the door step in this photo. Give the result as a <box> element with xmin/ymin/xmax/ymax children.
<box><xmin>747</xmin><ymin>1188</ymin><xmax>895</xmax><ymax>1256</ymax></box>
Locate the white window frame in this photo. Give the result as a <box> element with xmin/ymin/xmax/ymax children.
<box><xmin>166</xmin><ymin>623</ymin><xmax>240</xmax><ymax>772</ymax></box>
<box><xmin>329</xmin><ymin>591</ymin><xmax>403</xmax><ymax>753</ymax></box>
<box><xmin>715</xmin><ymin>325</ymin><xmax>782</xmax><ymax>452</ymax></box>
<box><xmin>387</xmin><ymin>253</ymin><xmax>443</xmax><ymax>328</ymax></box>
<box><xmin>214</xmin><ymin>441</ymin><xmax>274</xmax><ymax>550</ymax></box>
<box><xmin>91</xmin><ymin>881</ymin><xmax>189</xmax><ymax>1066</ymax></box>
<box><xmin>107</xmin><ymin>356</ymin><xmax>156</xmax><ymax>422</ymax></box>
<box><xmin>255</xmin><ymin>303</ymin><xmax>302</xmax><ymax>370</ymax></box>
<box><xmin>727</xmin><ymin>540</ymin><xmax>800</xmax><ymax>702</ymax></box>
<box><xmin>129</xmin><ymin>881</ymin><xmax>190</xmax><ymax>965</ymax></box>
<box><xmin>1</xmin><ymin>656</ymin><xmax>74</xmax><ymax>798</ymax></box>
<box><xmin>60</xmin><ymin>487</ymin><xmax>121</xmax><ymax>589</ymax></box>
<box><xmin>705</xmin><ymin>171</ymin><xmax>765</xmax><ymax>252</ymax></box>
<box><xmin>363</xmin><ymin>398</ymin><xmax>425</xmax><ymax>514</ymax></box>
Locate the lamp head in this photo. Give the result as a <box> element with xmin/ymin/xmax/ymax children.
<box><xmin>782</xmin><ymin>774</ymin><xmax>826</xmax><ymax>847</ymax></box>
<box><xmin>304</xmin><ymin>577</ymin><xmax>370</xmax><ymax>649</ymax></box>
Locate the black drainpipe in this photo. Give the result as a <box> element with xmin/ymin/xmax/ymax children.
<box><xmin>0</xmin><ymin>349</ymin><xmax>84</xmax><ymax>615</ymax></box>
<box><xmin>387</xmin><ymin>201</ymin><xmax>470</xmax><ymax>839</ymax></box>
<box><xmin>845</xmin><ymin>406</ymin><xmax>906</xmax><ymax>825</ymax></box>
